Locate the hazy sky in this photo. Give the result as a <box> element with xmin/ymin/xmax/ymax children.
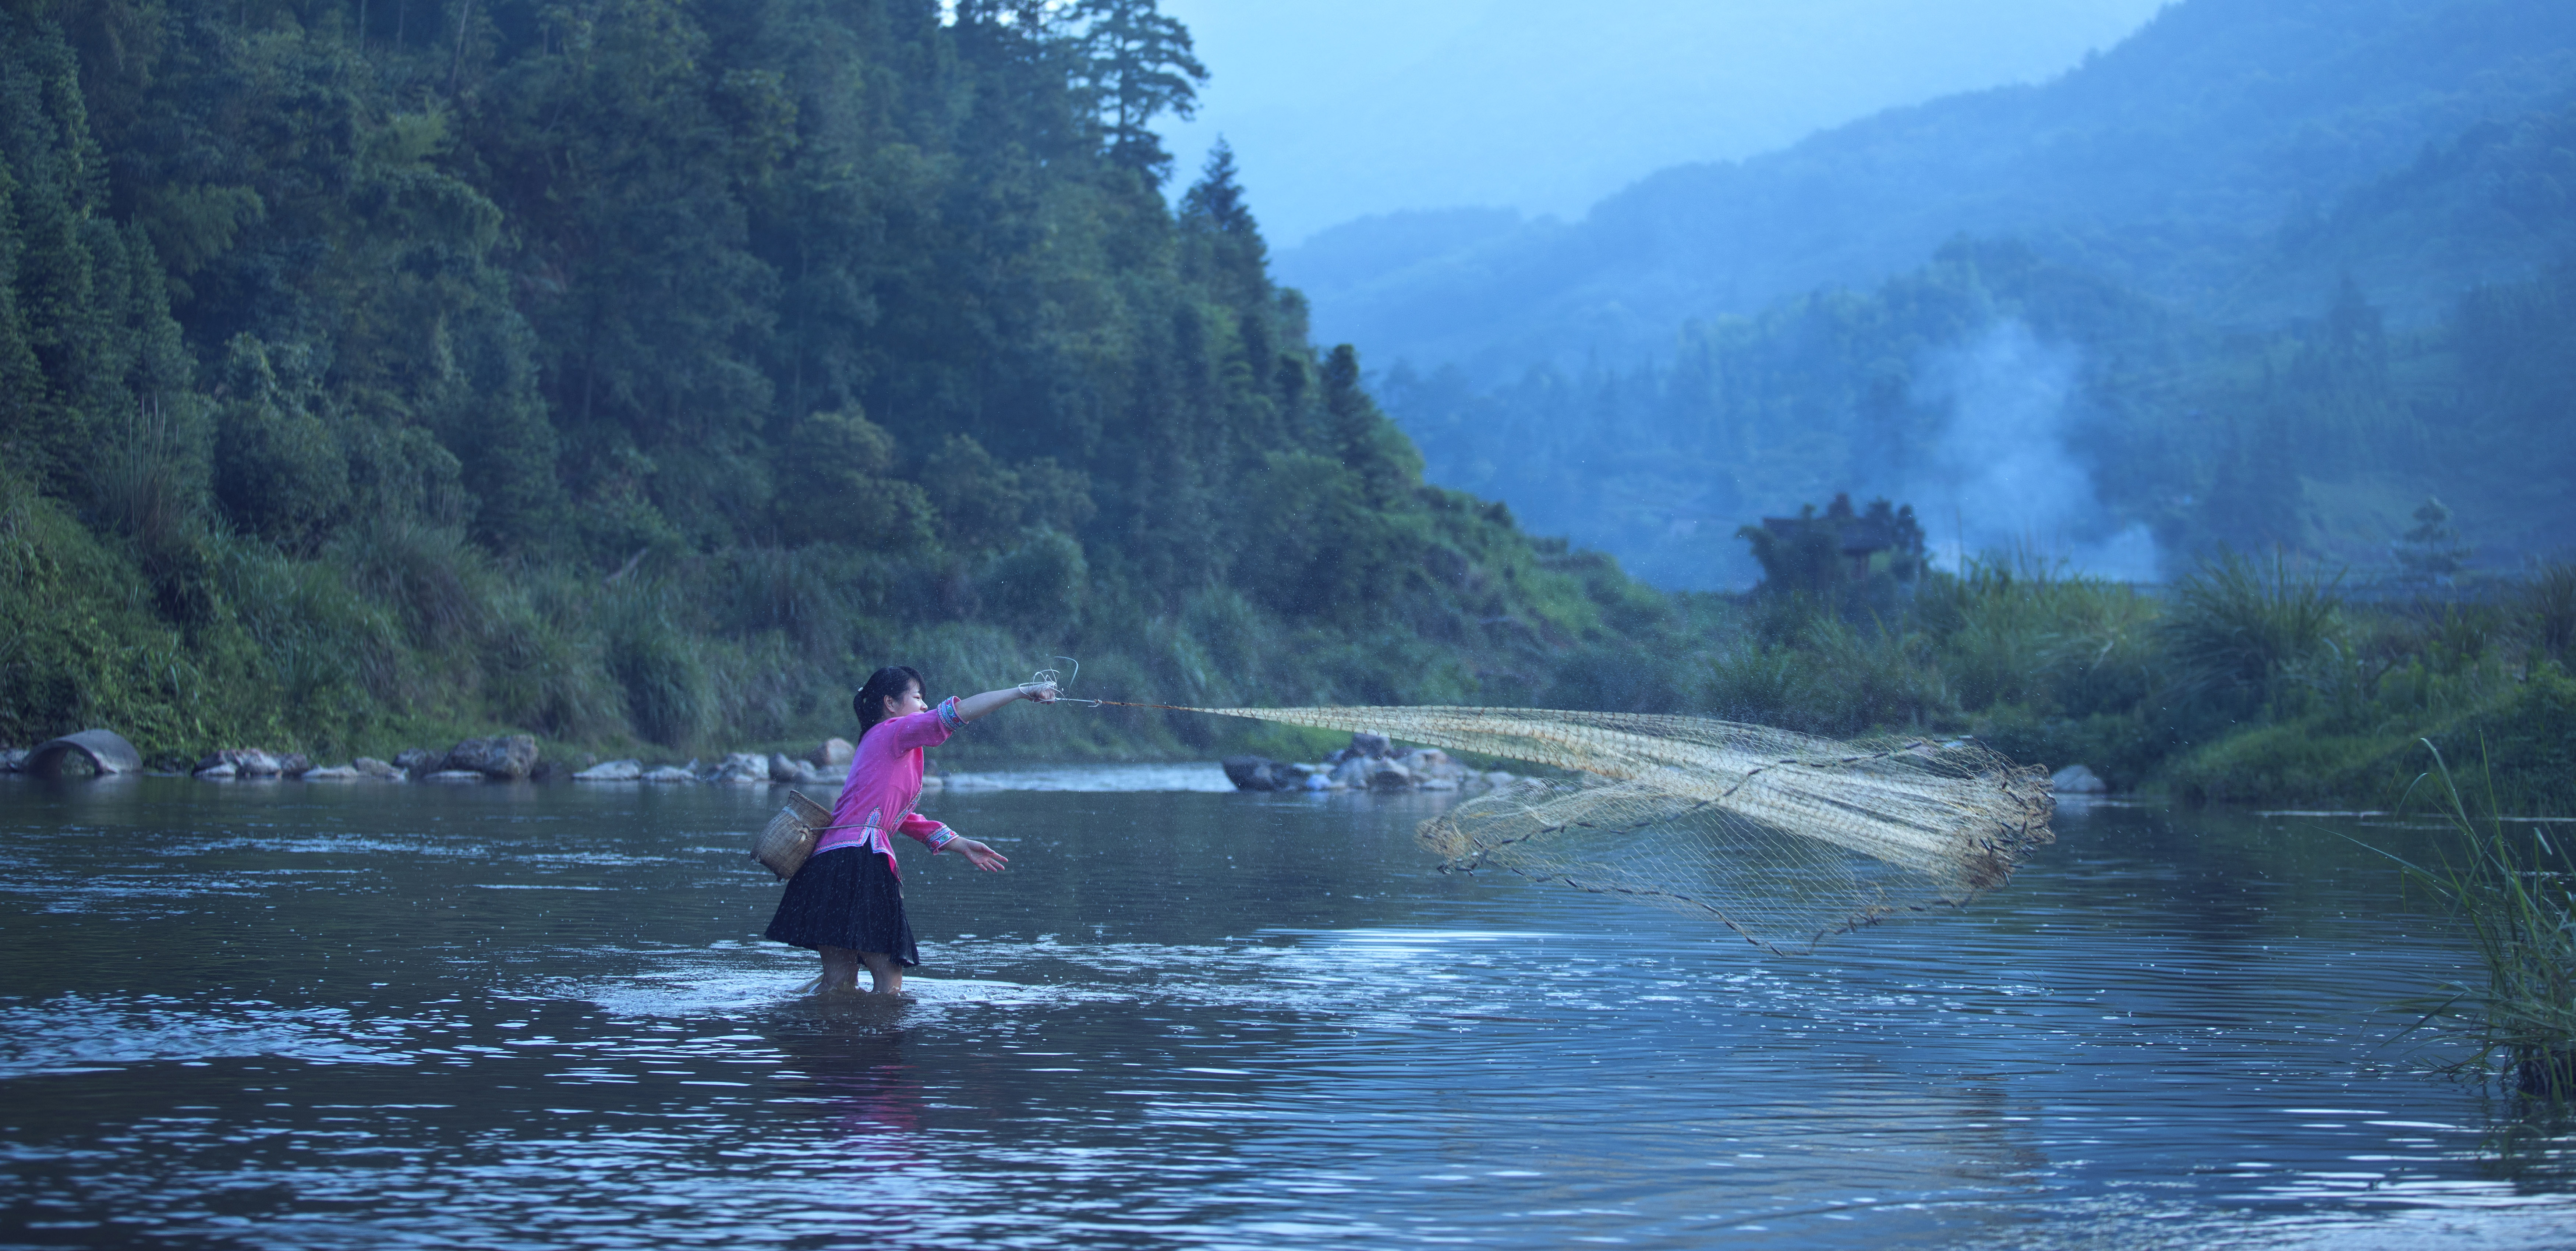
<box><xmin>1156</xmin><ymin>0</ymin><xmax>2170</xmax><ymax>246</ymax></box>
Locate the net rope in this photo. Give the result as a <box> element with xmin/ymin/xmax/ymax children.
<box><xmin>1149</xmin><ymin>704</ymin><xmax>2056</xmax><ymax>954</ymax></box>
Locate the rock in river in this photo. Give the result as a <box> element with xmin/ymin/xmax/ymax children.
<box><xmin>1222</xmin><ymin>756</ymin><xmax>1305</xmax><ymax>791</ymax></box>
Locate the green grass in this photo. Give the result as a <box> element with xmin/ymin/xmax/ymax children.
<box><xmin>2391</xmin><ymin>742</ymin><xmax>2576</xmax><ymax>1101</ymax></box>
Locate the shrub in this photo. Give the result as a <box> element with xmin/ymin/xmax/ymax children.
<box><xmin>333</xmin><ymin>517</ymin><xmax>493</xmax><ymax>649</ymax></box>
<box><xmin>601</xmin><ymin>586</ymin><xmax>711</xmax><ymax>747</ymax></box>
<box><xmin>483</xmin><ymin>578</ymin><xmax>626</xmax><ymax>740</ymax></box>
<box><xmin>2417</xmin><ymin>665</ymin><xmax>2576</xmax><ymax>815</ymax></box>
<box><xmin>2156</xmin><ymin>717</ymin><xmax>2408</xmax><ymax>806</ymax></box>
<box><xmin>89</xmin><ymin>400</ymin><xmax>210</xmax><ymax>562</ymax></box>
<box><xmin>2520</xmin><ymin>560</ymin><xmax>2576</xmax><ymax>666</ymax></box>
<box><xmin>2162</xmin><ymin>548</ymin><xmax>2342</xmax><ymax>697</ymax></box>
<box><xmin>211</xmin><ymin>337</ymin><xmax>351</xmax><ymax>551</ymax></box>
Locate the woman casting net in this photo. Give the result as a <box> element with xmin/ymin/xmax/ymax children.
<box><xmin>763</xmin><ymin>666</ymin><xmax>1057</xmax><ymax>995</ymax></box>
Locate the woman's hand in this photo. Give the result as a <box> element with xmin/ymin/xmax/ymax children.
<box><xmin>1018</xmin><ymin>680</ymin><xmax>1059</xmax><ymax>704</ymax></box>
<box><xmin>948</xmin><ymin>837</ymin><xmax>1009</xmax><ymax>871</ymax></box>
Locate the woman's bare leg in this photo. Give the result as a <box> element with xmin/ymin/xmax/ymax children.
<box><xmin>858</xmin><ymin>950</ymin><xmax>904</xmax><ymax>995</ymax></box>
<box><xmin>818</xmin><ymin>946</ymin><xmax>863</xmax><ymax>994</ymax></box>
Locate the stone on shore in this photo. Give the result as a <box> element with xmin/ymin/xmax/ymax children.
<box><xmin>392</xmin><ymin>748</ymin><xmax>440</xmax><ymax>777</ymax></box>
<box><xmin>197</xmin><ymin>748</ymin><xmax>283</xmax><ymax>777</ymax></box>
<box><xmin>353</xmin><ymin>757</ymin><xmax>405</xmax><ymax>780</ymax></box>
<box><xmin>1222</xmin><ymin>756</ymin><xmax>1306</xmax><ymax>792</ymax></box>
<box><xmin>811</xmin><ymin>737</ymin><xmax>855</xmax><ymax>769</ymax></box>
<box><xmin>1322</xmin><ymin>732</ymin><xmax>1394</xmax><ymax>766</ymax></box>
<box><xmin>194</xmin><ymin>760</ymin><xmax>237</xmax><ymax>779</ymax></box>
<box><xmin>445</xmin><ymin>735</ymin><xmax>539</xmax><ymax>780</ymax></box>
<box><xmin>574</xmin><ymin>759</ymin><xmax>645</xmax><ymax>782</ymax></box>
<box><xmin>0</xmin><ymin>748</ymin><xmax>24</xmax><ymax>772</ymax></box>
<box><xmin>707</xmin><ymin>753</ymin><xmax>768</xmax><ymax>784</ymax></box>
<box><xmin>424</xmin><ymin>769</ymin><xmax>486</xmax><ymax>782</ymax></box>
<box><xmin>642</xmin><ymin>765</ymin><xmax>695</xmax><ymax>782</ymax></box>
<box><xmin>301</xmin><ymin>764</ymin><xmax>360</xmax><ymax>779</ymax></box>
<box><xmin>769</xmin><ymin>753</ymin><xmax>821</xmax><ymax>783</ymax></box>
<box><xmin>1395</xmin><ymin>747</ymin><xmax>1466</xmax><ymax>781</ymax></box>
<box><xmin>2051</xmin><ymin>764</ymin><xmax>2109</xmax><ymax>794</ymax></box>
<box><xmin>1365</xmin><ymin>758</ymin><xmax>1417</xmax><ymax>790</ymax></box>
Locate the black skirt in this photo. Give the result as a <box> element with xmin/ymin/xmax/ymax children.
<box><xmin>764</xmin><ymin>846</ymin><xmax>920</xmax><ymax>966</ymax></box>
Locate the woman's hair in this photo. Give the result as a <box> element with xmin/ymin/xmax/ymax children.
<box><xmin>853</xmin><ymin>665</ymin><xmax>926</xmax><ymax>737</ymax></box>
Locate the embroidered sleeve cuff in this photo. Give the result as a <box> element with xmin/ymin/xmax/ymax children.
<box><xmin>926</xmin><ymin>826</ymin><xmax>957</xmax><ymax>851</ymax></box>
<box><xmin>936</xmin><ymin>696</ymin><xmax>965</xmax><ymax>733</ymax></box>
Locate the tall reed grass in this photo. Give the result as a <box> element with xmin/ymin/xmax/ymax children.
<box><xmin>2162</xmin><ymin>548</ymin><xmax>2343</xmax><ymax>697</ymax></box>
<box><xmin>2394</xmin><ymin>743</ymin><xmax>2576</xmax><ymax>1101</ymax></box>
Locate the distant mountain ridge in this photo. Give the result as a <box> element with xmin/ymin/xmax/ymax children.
<box><xmin>1280</xmin><ymin>0</ymin><xmax>2576</xmax><ymax>381</ymax></box>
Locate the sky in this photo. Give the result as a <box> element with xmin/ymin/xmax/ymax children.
<box><xmin>1155</xmin><ymin>0</ymin><xmax>2171</xmax><ymax>247</ymax></box>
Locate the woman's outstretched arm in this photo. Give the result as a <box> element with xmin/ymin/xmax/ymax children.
<box><xmin>947</xmin><ymin>681</ymin><xmax>1058</xmax><ymax>725</ymax></box>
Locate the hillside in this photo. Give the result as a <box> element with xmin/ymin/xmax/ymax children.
<box><xmin>0</xmin><ymin>0</ymin><xmax>1685</xmax><ymax>762</ymax></box>
<box><xmin>1279</xmin><ymin>0</ymin><xmax>2576</xmax><ymax>382</ymax></box>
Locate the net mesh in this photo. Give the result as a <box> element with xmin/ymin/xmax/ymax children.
<box><xmin>1188</xmin><ymin>705</ymin><xmax>2056</xmax><ymax>953</ymax></box>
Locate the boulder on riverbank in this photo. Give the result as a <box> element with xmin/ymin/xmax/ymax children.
<box><xmin>301</xmin><ymin>764</ymin><xmax>360</xmax><ymax>779</ymax></box>
<box><xmin>196</xmin><ymin>748</ymin><xmax>283</xmax><ymax>778</ymax></box>
<box><xmin>353</xmin><ymin>757</ymin><xmax>405</xmax><ymax>780</ymax></box>
<box><xmin>641</xmin><ymin>765</ymin><xmax>695</xmax><ymax>782</ymax></box>
<box><xmin>445</xmin><ymin>735</ymin><xmax>539</xmax><ymax>780</ymax></box>
<box><xmin>392</xmin><ymin>748</ymin><xmax>440</xmax><ymax>777</ymax></box>
<box><xmin>811</xmin><ymin>737</ymin><xmax>854</xmax><ymax>769</ymax></box>
<box><xmin>2051</xmin><ymin>763</ymin><xmax>2110</xmax><ymax>794</ymax></box>
<box><xmin>1222</xmin><ymin>756</ymin><xmax>1307</xmax><ymax>791</ymax></box>
<box><xmin>770</xmin><ymin>754</ymin><xmax>823</xmax><ymax>783</ymax></box>
<box><xmin>707</xmin><ymin>753</ymin><xmax>768</xmax><ymax>783</ymax></box>
<box><xmin>574</xmin><ymin>759</ymin><xmax>644</xmax><ymax>781</ymax></box>
<box><xmin>1321</xmin><ymin>732</ymin><xmax>1393</xmax><ymax>766</ymax></box>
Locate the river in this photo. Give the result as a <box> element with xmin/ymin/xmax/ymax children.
<box><xmin>2</xmin><ymin>771</ymin><xmax>2570</xmax><ymax>1248</ymax></box>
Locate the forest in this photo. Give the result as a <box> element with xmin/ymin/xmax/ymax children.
<box><xmin>0</xmin><ymin>0</ymin><xmax>2569</xmax><ymax>811</ymax></box>
<box><xmin>0</xmin><ymin>0</ymin><xmax>1685</xmax><ymax>766</ymax></box>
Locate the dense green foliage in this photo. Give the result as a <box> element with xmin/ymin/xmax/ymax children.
<box><xmin>1687</xmin><ymin>544</ymin><xmax>2576</xmax><ymax>813</ymax></box>
<box><xmin>0</xmin><ymin>0</ymin><xmax>1695</xmax><ymax>763</ymax></box>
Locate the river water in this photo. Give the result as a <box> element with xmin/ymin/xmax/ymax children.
<box><xmin>2</xmin><ymin>771</ymin><xmax>2571</xmax><ymax>1249</ymax></box>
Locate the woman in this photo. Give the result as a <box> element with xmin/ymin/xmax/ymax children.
<box><xmin>766</xmin><ymin>666</ymin><xmax>1055</xmax><ymax>995</ymax></box>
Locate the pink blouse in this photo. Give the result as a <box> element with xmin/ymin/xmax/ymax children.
<box><xmin>810</xmin><ymin>697</ymin><xmax>965</xmax><ymax>877</ymax></box>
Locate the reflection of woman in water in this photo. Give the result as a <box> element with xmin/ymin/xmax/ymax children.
<box><xmin>765</xmin><ymin>666</ymin><xmax>1055</xmax><ymax>995</ymax></box>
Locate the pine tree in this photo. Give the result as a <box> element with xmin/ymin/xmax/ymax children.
<box><xmin>2394</xmin><ymin>496</ymin><xmax>2471</xmax><ymax>582</ymax></box>
<box><xmin>1070</xmin><ymin>0</ymin><xmax>1205</xmax><ymax>181</ymax></box>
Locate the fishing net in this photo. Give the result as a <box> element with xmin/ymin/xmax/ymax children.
<box><xmin>1183</xmin><ymin>705</ymin><xmax>2056</xmax><ymax>954</ymax></box>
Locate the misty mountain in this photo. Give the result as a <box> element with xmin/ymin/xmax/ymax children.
<box><xmin>1280</xmin><ymin>0</ymin><xmax>2576</xmax><ymax>382</ymax></box>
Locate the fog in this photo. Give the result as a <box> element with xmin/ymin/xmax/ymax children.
<box><xmin>1906</xmin><ymin>323</ymin><xmax>2161</xmax><ymax>582</ymax></box>
<box><xmin>1157</xmin><ymin>0</ymin><xmax>2167</xmax><ymax>245</ymax></box>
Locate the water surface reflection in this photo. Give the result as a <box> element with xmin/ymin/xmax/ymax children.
<box><xmin>2</xmin><ymin>775</ymin><xmax>2571</xmax><ymax>1248</ymax></box>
